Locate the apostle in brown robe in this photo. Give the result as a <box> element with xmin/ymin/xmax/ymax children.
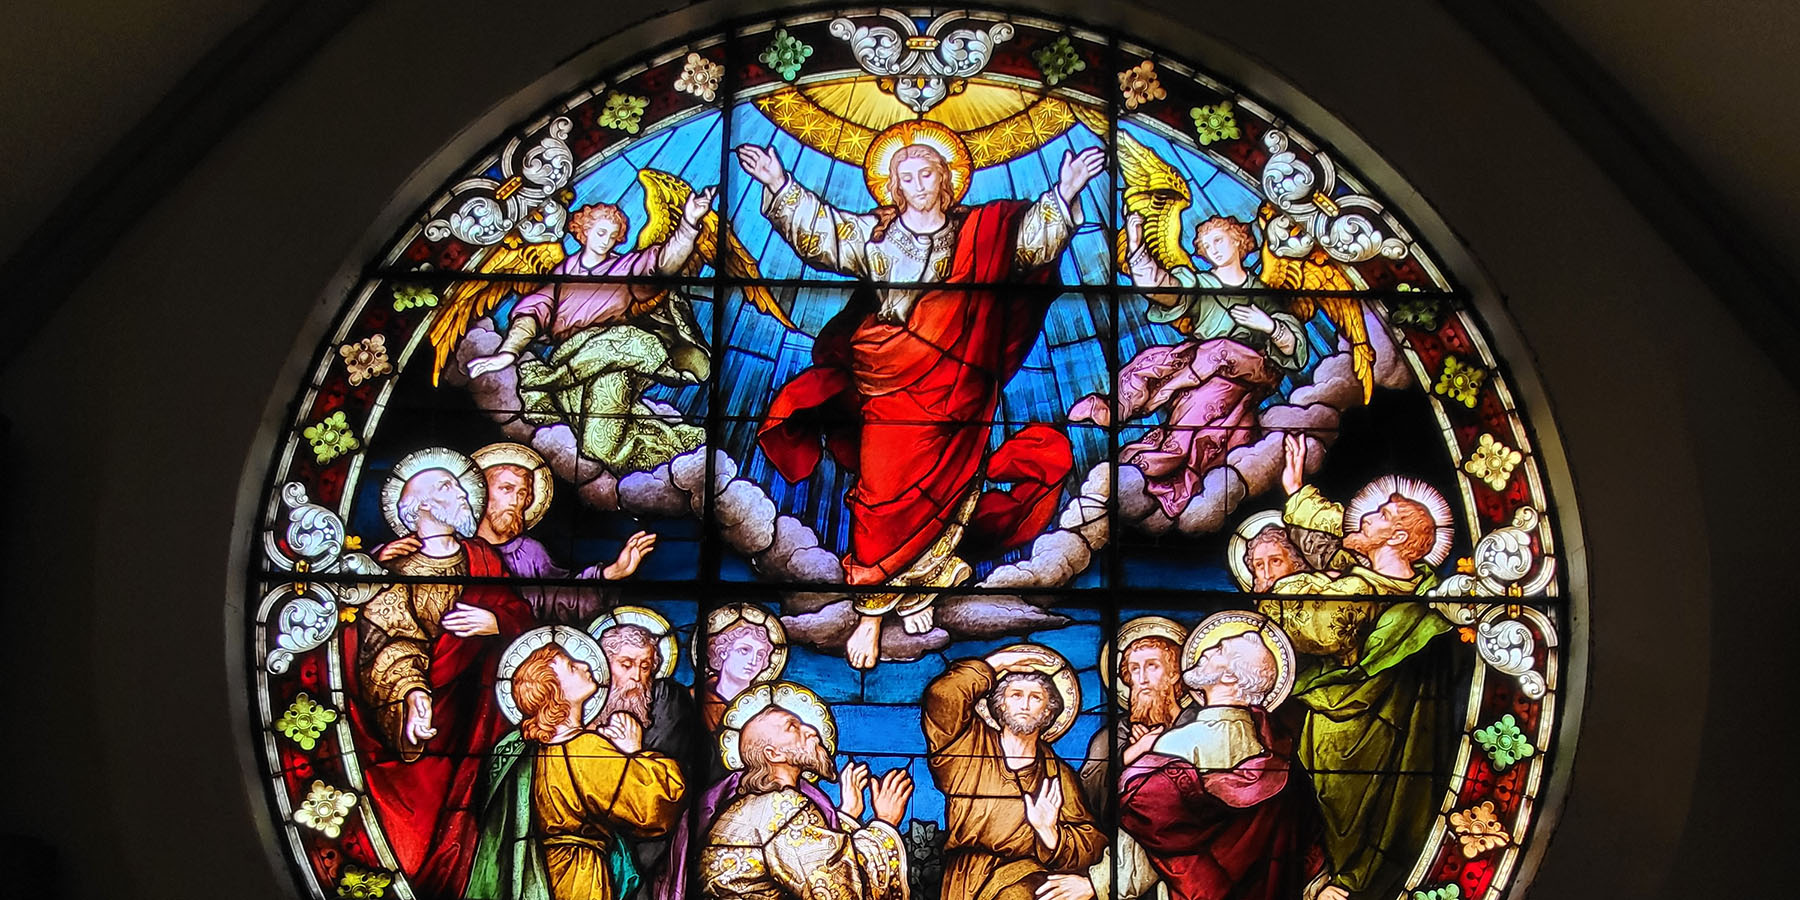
<box><xmin>924</xmin><ymin>647</ymin><xmax>1106</xmax><ymax>900</ymax></box>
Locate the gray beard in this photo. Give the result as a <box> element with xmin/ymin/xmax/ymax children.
<box><xmin>430</xmin><ymin>498</ymin><xmax>479</xmax><ymax>539</ymax></box>
<box><xmin>792</xmin><ymin>740</ymin><xmax>838</xmax><ymax>781</ymax></box>
<box><xmin>599</xmin><ymin>683</ymin><xmax>652</xmax><ymax>728</ymax></box>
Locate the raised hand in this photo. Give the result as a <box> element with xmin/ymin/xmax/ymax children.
<box><xmin>375</xmin><ymin>535</ymin><xmax>422</xmax><ymax>563</ymax></box>
<box><xmin>1281</xmin><ymin>431</ymin><xmax>1307</xmax><ymax>497</ymax></box>
<box><xmin>1035</xmin><ymin>874</ymin><xmax>1097</xmax><ymax>900</ymax></box>
<box><xmin>987</xmin><ymin>647</ymin><xmax>1054</xmax><ymax>674</ymax></box>
<box><xmin>1022</xmin><ymin>777</ymin><xmax>1064</xmax><ymax>851</ymax></box>
<box><xmin>683</xmin><ymin>185</ymin><xmax>718</xmax><ymax>227</ymax></box>
<box><xmin>602</xmin><ymin>530</ymin><xmax>659</xmax><ymax>580</ymax></box>
<box><xmin>404</xmin><ymin>689</ymin><xmax>437</xmax><ymax>745</ymax></box>
<box><xmin>871</xmin><ymin>768</ymin><xmax>914</xmax><ymax>826</ymax></box>
<box><xmin>837</xmin><ymin>761</ymin><xmax>871</xmax><ymax>820</ymax></box>
<box><xmin>734</xmin><ymin>144</ymin><xmax>787</xmax><ymax>189</ymax></box>
<box><xmin>599</xmin><ymin>711</ymin><xmax>644</xmax><ymax>753</ymax></box>
<box><xmin>1125</xmin><ymin>212</ymin><xmax>1145</xmax><ymax>255</ymax></box>
<box><xmin>441</xmin><ymin>602</ymin><xmax>499</xmax><ymax>637</ymax></box>
<box><xmin>1057</xmin><ymin>147</ymin><xmax>1106</xmax><ymax>207</ymax></box>
<box><xmin>466</xmin><ymin>352</ymin><xmax>517</xmax><ymax>379</ymax></box>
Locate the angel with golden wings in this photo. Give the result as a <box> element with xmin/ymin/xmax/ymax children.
<box><xmin>448</xmin><ymin>170</ymin><xmax>793</xmax><ymax>473</ymax></box>
<box><xmin>1071</xmin><ymin>133</ymin><xmax>1373</xmax><ymax>518</ymax></box>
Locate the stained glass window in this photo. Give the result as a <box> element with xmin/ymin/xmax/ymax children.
<box><xmin>246</xmin><ymin>9</ymin><xmax>1574</xmax><ymax>900</ymax></box>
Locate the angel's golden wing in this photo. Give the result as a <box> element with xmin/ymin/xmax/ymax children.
<box><xmin>632</xmin><ymin>168</ymin><xmax>796</xmax><ymax>329</ymax></box>
<box><xmin>1259</xmin><ymin>205</ymin><xmax>1375</xmax><ymax>403</ymax></box>
<box><xmin>426</xmin><ymin>238</ymin><xmax>564</xmax><ymax>385</ymax></box>
<box><xmin>1116</xmin><ymin>132</ymin><xmax>1193</xmax><ymax>275</ymax></box>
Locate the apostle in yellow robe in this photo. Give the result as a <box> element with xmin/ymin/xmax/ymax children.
<box><xmin>510</xmin><ymin>640</ymin><xmax>688</xmax><ymax>900</ymax></box>
<box><xmin>924</xmin><ymin>647</ymin><xmax>1105</xmax><ymax>900</ymax></box>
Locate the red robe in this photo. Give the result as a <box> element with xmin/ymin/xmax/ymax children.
<box><xmin>758</xmin><ymin>201</ymin><xmax>1074</xmax><ymax>584</ymax></box>
<box><xmin>340</xmin><ymin>538</ymin><xmax>536</xmax><ymax>898</ymax></box>
<box><xmin>1118</xmin><ymin>708</ymin><xmax>1330</xmax><ymax>900</ymax></box>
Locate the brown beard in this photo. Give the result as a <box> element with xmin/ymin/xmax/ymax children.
<box><xmin>1129</xmin><ymin>680</ymin><xmax>1182</xmax><ymax>728</ymax></box>
<box><xmin>487</xmin><ymin>507</ymin><xmax>524</xmax><ymax>541</ymax></box>
<box><xmin>598</xmin><ymin>682</ymin><xmax>651</xmax><ymax>728</ymax></box>
<box><xmin>1342</xmin><ymin>528</ymin><xmax>1382</xmax><ymax>557</ymax></box>
<box><xmin>997</xmin><ymin>703</ymin><xmax>1052</xmax><ymax>737</ymax></box>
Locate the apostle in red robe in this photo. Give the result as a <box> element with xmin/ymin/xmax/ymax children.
<box><xmin>737</xmin><ymin>134</ymin><xmax>1105</xmax><ymax>667</ymax></box>
<box><xmin>1117</xmin><ymin>631</ymin><xmax>1347</xmax><ymax>900</ymax></box>
<box><xmin>341</xmin><ymin>457</ymin><xmax>538</xmax><ymax>897</ymax></box>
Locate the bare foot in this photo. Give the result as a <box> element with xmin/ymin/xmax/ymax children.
<box><xmin>901</xmin><ymin>605</ymin><xmax>935</xmax><ymax>634</ymax></box>
<box><xmin>846</xmin><ymin>615</ymin><xmax>882</xmax><ymax>669</ymax></box>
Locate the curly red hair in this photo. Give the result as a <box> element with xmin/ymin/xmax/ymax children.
<box><xmin>568</xmin><ymin>203</ymin><xmax>628</xmax><ymax>249</ymax></box>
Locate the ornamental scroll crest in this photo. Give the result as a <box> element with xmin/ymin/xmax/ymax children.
<box><xmin>1429</xmin><ymin>507</ymin><xmax>1559</xmax><ymax>698</ymax></box>
<box><xmin>423</xmin><ymin>117</ymin><xmax>575</xmax><ymax>246</ymax></box>
<box><xmin>262</xmin><ymin>483</ymin><xmax>383</xmax><ymax>674</ymax></box>
<box><xmin>830</xmin><ymin>9</ymin><xmax>1014</xmax><ymax>113</ymax></box>
<box><xmin>1260</xmin><ymin>129</ymin><xmax>1409</xmax><ymax>264</ymax></box>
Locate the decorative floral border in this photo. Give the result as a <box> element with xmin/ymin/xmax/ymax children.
<box><xmin>247</xmin><ymin>13</ymin><xmax>1569</xmax><ymax>900</ymax></box>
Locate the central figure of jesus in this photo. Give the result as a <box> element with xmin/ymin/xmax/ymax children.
<box><xmin>738</xmin><ymin>123</ymin><xmax>1106</xmax><ymax>668</ymax></box>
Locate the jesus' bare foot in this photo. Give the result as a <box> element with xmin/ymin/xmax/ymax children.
<box><xmin>847</xmin><ymin>614</ymin><xmax>882</xmax><ymax>669</ymax></box>
<box><xmin>901</xmin><ymin>605</ymin><xmax>934</xmax><ymax>634</ymax></box>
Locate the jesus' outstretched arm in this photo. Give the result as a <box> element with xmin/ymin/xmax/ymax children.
<box><xmin>738</xmin><ymin>144</ymin><xmax>876</xmax><ymax>278</ymax></box>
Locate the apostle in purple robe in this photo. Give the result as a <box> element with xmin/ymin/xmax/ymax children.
<box><xmin>378</xmin><ymin>442</ymin><xmax>657</xmax><ymax>624</ymax></box>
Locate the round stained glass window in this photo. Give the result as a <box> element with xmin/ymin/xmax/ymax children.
<box><xmin>245</xmin><ymin>9</ymin><xmax>1578</xmax><ymax>900</ymax></box>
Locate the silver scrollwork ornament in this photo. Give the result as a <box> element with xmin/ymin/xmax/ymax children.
<box><xmin>424</xmin><ymin>117</ymin><xmax>574</xmax><ymax>246</ymax></box>
<box><xmin>1260</xmin><ymin>131</ymin><xmax>1409</xmax><ymax>264</ymax></box>
<box><xmin>830</xmin><ymin>11</ymin><xmax>1013</xmax><ymax>113</ymax></box>
<box><xmin>262</xmin><ymin>483</ymin><xmax>383</xmax><ymax>673</ymax></box>
<box><xmin>1476</xmin><ymin>613</ymin><xmax>1548</xmax><ymax>699</ymax></box>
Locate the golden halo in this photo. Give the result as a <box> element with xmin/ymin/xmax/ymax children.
<box><xmin>692</xmin><ymin>603</ymin><xmax>788</xmax><ymax>685</ymax></box>
<box><xmin>380</xmin><ymin>447</ymin><xmax>485</xmax><ymax>537</ymax></box>
<box><xmin>976</xmin><ymin>643</ymin><xmax>1081</xmax><ymax>743</ymax></box>
<box><xmin>1100</xmin><ymin>616</ymin><xmax>1193</xmax><ymax>709</ymax></box>
<box><xmin>1227</xmin><ymin>509</ymin><xmax>1289</xmax><ymax>592</ymax></box>
<box><xmin>471</xmin><ymin>442</ymin><xmax>555</xmax><ymax>530</ymax></box>
<box><xmin>494</xmin><ymin>625</ymin><xmax>607</xmax><ymax>726</ymax></box>
<box><xmin>716</xmin><ymin>681</ymin><xmax>836</xmax><ymax>778</ymax></box>
<box><xmin>1181</xmin><ymin>611</ymin><xmax>1298</xmax><ymax>711</ymax></box>
<box><xmin>864</xmin><ymin>120</ymin><xmax>973</xmax><ymax>207</ymax></box>
<box><xmin>587</xmin><ymin>606</ymin><xmax>679</xmax><ymax>681</ymax></box>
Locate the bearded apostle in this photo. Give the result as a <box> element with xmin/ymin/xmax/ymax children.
<box><xmin>699</xmin><ymin>706</ymin><xmax>912</xmax><ymax>900</ymax></box>
<box><xmin>924</xmin><ymin>647</ymin><xmax>1105</xmax><ymax>900</ymax></box>
<box><xmin>376</xmin><ymin>442</ymin><xmax>659</xmax><ymax>624</ymax></box>
<box><xmin>1118</xmin><ymin>619</ymin><xmax>1344</xmax><ymax>900</ymax></box>
<box><xmin>739</xmin><ymin>134</ymin><xmax>1104</xmax><ymax>669</ymax></box>
<box><xmin>1081</xmin><ymin>620</ymin><xmax>1189</xmax><ymax>900</ymax></box>
<box><xmin>595</xmin><ymin>617</ymin><xmax>696</xmax><ymax>887</ymax></box>
<box><xmin>507</xmin><ymin>639</ymin><xmax>688</xmax><ymax>900</ymax></box>
<box><xmin>1260</xmin><ymin>434</ymin><xmax>1462</xmax><ymax>898</ymax></box>
<box><xmin>344</xmin><ymin>450</ymin><xmax>537</xmax><ymax>896</ymax></box>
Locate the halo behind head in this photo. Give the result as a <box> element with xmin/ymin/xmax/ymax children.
<box><xmin>717</xmin><ymin>681</ymin><xmax>835</xmax><ymax>777</ymax></box>
<box><xmin>471</xmin><ymin>442</ymin><xmax>554</xmax><ymax>530</ymax></box>
<box><xmin>1182</xmin><ymin>611</ymin><xmax>1297</xmax><ymax>711</ymax></box>
<box><xmin>1345</xmin><ymin>475</ymin><xmax>1456</xmax><ymax>566</ymax></box>
<box><xmin>380</xmin><ymin>448</ymin><xmax>486</xmax><ymax>537</ymax></box>
<box><xmin>977</xmin><ymin>643</ymin><xmax>1081</xmax><ymax>742</ymax></box>
<box><xmin>495</xmin><ymin>626</ymin><xmax>608</xmax><ymax>726</ymax></box>
<box><xmin>865</xmin><ymin>120</ymin><xmax>972</xmax><ymax>206</ymax></box>
<box><xmin>587</xmin><ymin>605</ymin><xmax>679</xmax><ymax>680</ymax></box>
